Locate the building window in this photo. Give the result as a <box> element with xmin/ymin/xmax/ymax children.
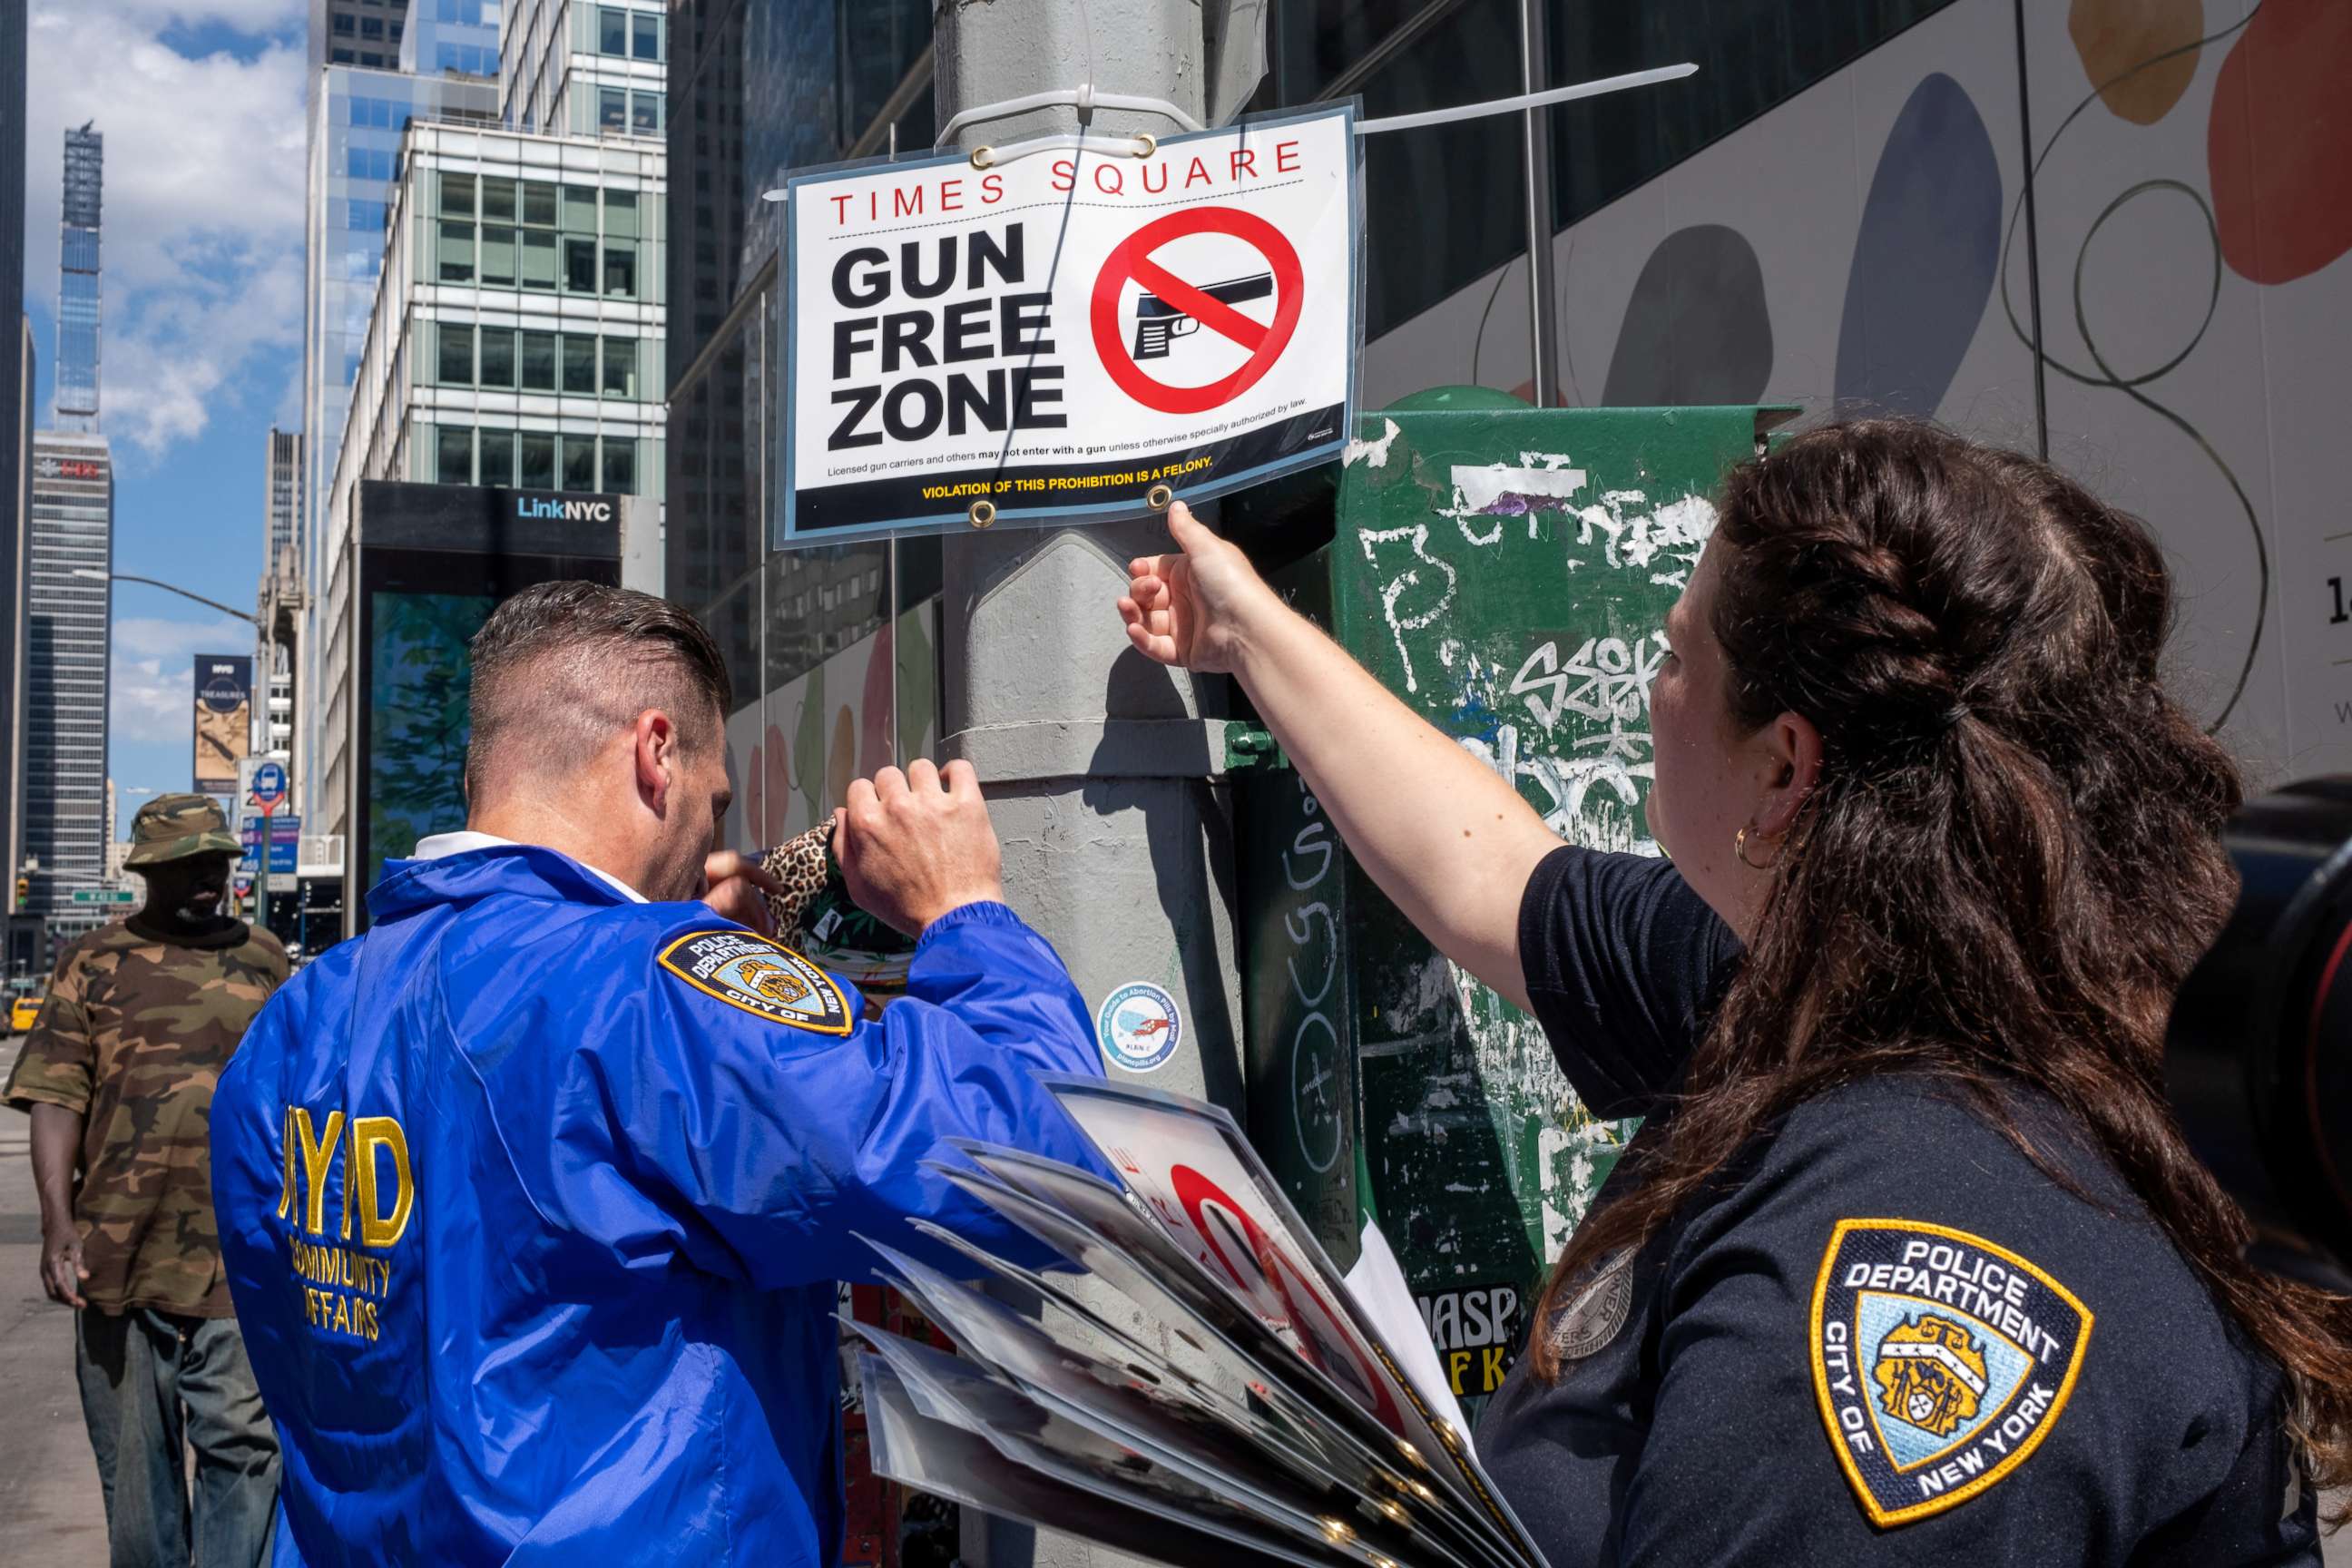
<box><xmin>481</xmin><ymin>225</ymin><xmax>517</xmax><ymax>286</ymax></box>
<box><xmin>603</xmin><ymin>436</ymin><xmax>636</xmax><ymax>495</ymax></box>
<box><xmin>518</xmin><ymin>431</ymin><xmax>555</xmax><ymax>488</ymax></box>
<box><xmin>347</xmin><ymin>200</ymin><xmax>387</xmax><ymax>232</ymax></box>
<box><xmin>598</xmin><ymin>87</ymin><xmax>627</xmax><ymax>133</ymax></box>
<box><xmin>440</xmin><ymin>172</ymin><xmax>475</xmax><ymax>219</ymax></box>
<box><xmin>360</xmin><ymin>15</ymin><xmax>384</xmax><ymax>38</ymax></box>
<box><xmin>519</xmin><ymin>330</ymin><xmax>557</xmax><ymax>390</ymax></box>
<box><xmin>481</xmin><ymin>177</ymin><xmax>517</xmax><ymax>223</ymax></box>
<box><xmin>561</xmin><ymin>335</ymin><xmax>596</xmax><ymax>395</ymax></box>
<box><xmin>479</xmin><ymin>329</ymin><xmax>514</xmax><ymax>388</ymax></box>
<box><xmin>602</xmin><ymin>336</ymin><xmax>636</xmax><ymax>398</ymax></box>
<box><xmin>479</xmin><ymin>427</ymin><xmax>515</xmax><ymax>486</ymax></box>
<box><xmin>436</xmin><ymin>322</ymin><xmax>474</xmax><ymax>385</ymax></box>
<box><xmin>632</xmin><ymin>11</ymin><xmax>661</xmax><ymax>60</ymax></box>
<box><xmin>631</xmin><ymin>93</ymin><xmax>661</xmax><ymax>137</ymax></box>
<box><xmin>346</xmin><ymin>148</ymin><xmax>396</xmax><ymax>181</ymax></box>
<box><xmin>604</xmin><ymin>190</ymin><xmax>639</xmax><ymax>239</ymax></box>
<box><xmin>330</xmin><ymin>46</ymin><xmax>354</xmax><ymax>62</ymax></box>
<box><xmin>437</xmin><ymin>220</ymin><xmax>475</xmax><ymax>283</ymax></box>
<box><xmin>564</xmin><ymin>238</ymin><xmax>598</xmax><ymax>293</ymax></box>
<box><xmin>599</xmin><ymin>6</ymin><xmax>627</xmax><ymax>54</ymax></box>
<box><xmin>562</xmin><ymin>435</ymin><xmax>597</xmax><ymax>492</ymax></box>
<box><xmin>331</xmin><ymin>13</ymin><xmax>355</xmax><ymax>33</ymax></box>
<box><xmin>521</xmin><ymin>230</ymin><xmax>558</xmax><ymax>289</ymax></box>
<box><xmin>563</xmin><ymin>184</ymin><xmax>600</xmax><ymax>231</ymax></box>
<box><xmin>522</xmin><ymin>181</ymin><xmax>558</xmax><ymax>227</ymax></box>
<box><xmin>436</xmin><ymin>426</ymin><xmax>473</xmax><ymax>485</ymax></box>
<box><xmin>603</xmin><ymin>244</ymin><xmax>637</xmax><ymax>299</ymax></box>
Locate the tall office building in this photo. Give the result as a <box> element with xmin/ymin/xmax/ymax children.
<box><xmin>0</xmin><ymin>0</ymin><xmax>30</xmax><ymax>928</ymax></box>
<box><xmin>54</xmin><ymin>124</ymin><xmax>100</xmax><ymax>433</ymax></box>
<box><xmin>318</xmin><ymin>120</ymin><xmax>664</xmax><ymax>832</ymax></box>
<box><xmin>309</xmin><ymin>0</ymin><xmax>407</xmax><ymax>74</ymax></box>
<box><xmin>22</xmin><ymin>433</ymin><xmax>113</xmax><ymax>934</ymax></box>
<box><xmin>265</xmin><ymin>425</ymin><xmax>303</xmax><ymax>577</ymax></box>
<box><xmin>502</xmin><ymin>0</ymin><xmax>667</xmax><ymax>137</ymax></box>
<box><xmin>23</xmin><ymin>124</ymin><xmax>115</xmax><ymax>938</ymax></box>
<box><xmin>259</xmin><ymin>428</ymin><xmax>301</xmax><ymax>763</ymax></box>
<box><xmin>298</xmin><ymin>64</ymin><xmax>497</xmax><ymax>828</ymax></box>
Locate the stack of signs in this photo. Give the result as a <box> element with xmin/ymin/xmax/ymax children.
<box><xmin>852</xmin><ymin>1078</ymin><xmax>1550</xmax><ymax>1568</ymax></box>
<box><xmin>782</xmin><ymin>105</ymin><xmax>1359</xmax><ymax>541</ymax></box>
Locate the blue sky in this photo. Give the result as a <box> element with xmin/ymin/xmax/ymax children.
<box><xmin>24</xmin><ymin>0</ymin><xmax>309</xmax><ymax>836</ymax></box>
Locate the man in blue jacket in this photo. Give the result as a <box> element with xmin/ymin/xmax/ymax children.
<box><xmin>209</xmin><ymin>582</ymin><xmax>1112</xmax><ymax>1565</ymax></box>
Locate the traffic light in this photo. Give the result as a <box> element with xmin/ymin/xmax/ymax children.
<box><xmin>13</xmin><ymin>877</ymin><xmax>25</xmax><ymax>904</ymax></box>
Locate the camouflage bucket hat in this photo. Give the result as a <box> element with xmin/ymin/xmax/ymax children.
<box><xmin>122</xmin><ymin>792</ymin><xmax>244</xmax><ymax>867</ymax></box>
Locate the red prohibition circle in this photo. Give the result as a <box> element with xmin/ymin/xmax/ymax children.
<box><xmin>1090</xmin><ymin>205</ymin><xmax>1306</xmax><ymax>416</ymax></box>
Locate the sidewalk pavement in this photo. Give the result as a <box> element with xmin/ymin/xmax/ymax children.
<box><xmin>0</xmin><ymin>1035</ymin><xmax>108</xmax><ymax>1565</ymax></box>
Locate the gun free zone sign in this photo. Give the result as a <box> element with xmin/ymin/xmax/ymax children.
<box><xmin>781</xmin><ymin>104</ymin><xmax>1358</xmax><ymax>540</ymax></box>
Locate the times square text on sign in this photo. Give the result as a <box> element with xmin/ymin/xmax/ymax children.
<box><xmin>781</xmin><ymin>104</ymin><xmax>1357</xmax><ymax>541</ymax></box>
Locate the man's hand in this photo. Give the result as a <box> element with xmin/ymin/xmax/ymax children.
<box><xmin>701</xmin><ymin>848</ymin><xmax>785</xmax><ymax>936</ymax></box>
<box><xmin>834</xmin><ymin>760</ymin><xmax>1004</xmax><ymax>936</ymax></box>
<box><xmin>1117</xmin><ymin>501</ymin><xmax>1281</xmax><ymax>676</ymax></box>
<box><xmin>39</xmin><ymin>1222</ymin><xmax>85</xmax><ymax>1309</ymax></box>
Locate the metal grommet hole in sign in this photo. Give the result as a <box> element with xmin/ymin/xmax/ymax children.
<box><xmin>1146</xmin><ymin>484</ymin><xmax>1173</xmax><ymax>511</ymax></box>
<box><xmin>969</xmin><ymin>145</ymin><xmax>996</xmax><ymax>171</ymax></box>
<box><xmin>1132</xmin><ymin>132</ymin><xmax>1157</xmax><ymax>159</ymax></box>
<box><xmin>968</xmin><ymin>499</ymin><xmax>997</xmax><ymax>528</ymax></box>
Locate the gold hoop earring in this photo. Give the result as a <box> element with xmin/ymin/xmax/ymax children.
<box><xmin>1735</xmin><ymin>825</ymin><xmax>1778</xmax><ymax>872</ymax></box>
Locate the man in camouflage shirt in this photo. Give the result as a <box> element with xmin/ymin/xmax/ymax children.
<box><xmin>6</xmin><ymin>794</ymin><xmax>288</xmax><ymax>1567</ymax></box>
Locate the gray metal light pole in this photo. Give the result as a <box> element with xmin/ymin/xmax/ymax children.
<box><xmin>1517</xmin><ymin>0</ymin><xmax>1561</xmax><ymax>407</ymax></box>
<box><xmin>933</xmin><ymin>8</ymin><xmax>1233</xmax><ymax>1568</ymax></box>
<box><xmin>76</xmin><ymin>569</ymin><xmax>270</xmax><ymax>931</ymax></box>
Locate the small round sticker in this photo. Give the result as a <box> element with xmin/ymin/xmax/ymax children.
<box><xmin>1096</xmin><ymin>981</ymin><xmax>1182</xmax><ymax>1073</ymax></box>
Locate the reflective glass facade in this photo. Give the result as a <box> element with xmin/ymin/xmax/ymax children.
<box><xmin>54</xmin><ymin>125</ymin><xmax>101</xmax><ymax>433</ymax></box>
<box><xmin>23</xmin><ymin>434</ymin><xmax>112</xmax><ymax>932</ymax></box>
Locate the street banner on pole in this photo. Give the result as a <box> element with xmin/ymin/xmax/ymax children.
<box><xmin>193</xmin><ymin>654</ymin><xmax>254</xmax><ymax>795</ymax></box>
<box><xmin>780</xmin><ymin>103</ymin><xmax>1359</xmax><ymax>542</ymax></box>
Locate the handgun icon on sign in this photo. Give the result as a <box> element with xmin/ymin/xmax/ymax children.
<box><xmin>1132</xmin><ymin>273</ymin><xmax>1276</xmax><ymax>358</ymax></box>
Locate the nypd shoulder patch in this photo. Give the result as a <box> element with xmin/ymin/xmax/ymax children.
<box><xmin>657</xmin><ymin>929</ymin><xmax>854</xmax><ymax>1036</ymax></box>
<box><xmin>1809</xmin><ymin>1218</ymin><xmax>2092</xmax><ymax>1528</ymax></box>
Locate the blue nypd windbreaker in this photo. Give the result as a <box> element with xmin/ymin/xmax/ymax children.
<box><xmin>209</xmin><ymin>843</ymin><xmax>1111</xmax><ymax>1565</ymax></box>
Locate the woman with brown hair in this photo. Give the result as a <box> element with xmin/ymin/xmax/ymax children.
<box><xmin>1116</xmin><ymin>419</ymin><xmax>2349</xmax><ymax>1565</ymax></box>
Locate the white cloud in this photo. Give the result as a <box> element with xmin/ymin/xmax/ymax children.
<box><xmin>99</xmin><ymin>0</ymin><xmax>305</xmax><ymax>30</ymax></box>
<box><xmin>110</xmin><ymin>614</ymin><xmax>252</xmax><ymax>746</ymax></box>
<box><xmin>25</xmin><ymin>1</ymin><xmax>309</xmax><ymax>455</ymax></box>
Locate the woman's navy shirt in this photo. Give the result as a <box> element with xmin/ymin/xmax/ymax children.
<box><xmin>1477</xmin><ymin>847</ymin><xmax>2318</xmax><ymax>1568</ymax></box>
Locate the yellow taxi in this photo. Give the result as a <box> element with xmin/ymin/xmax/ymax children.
<box><xmin>9</xmin><ymin>994</ymin><xmax>41</xmax><ymax>1034</ymax></box>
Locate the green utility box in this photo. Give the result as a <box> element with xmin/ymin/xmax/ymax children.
<box><xmin>1237</xmin><ymin>397</ymin><xmax>1788</xmax><ymax>1414</ymax></box>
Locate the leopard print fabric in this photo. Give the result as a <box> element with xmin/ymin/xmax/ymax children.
<box><xmin>759</xmin><ymin>825</ymin><xmax>835</xmax><ymax>943</ymax></box>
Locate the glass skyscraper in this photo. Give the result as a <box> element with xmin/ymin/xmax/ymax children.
<box><xmin>23</xmin><ymin>122</ymin><xmax>113</xmax><ymax>938</ymax></box>
<box><xmin>54</xmin><ymin>123</ymin><xmax>100</xmax><ymax>433</ymax></box>
<box><xmin>22</xmin><ymin>433</ymin><xmax>112</xmax><ymax>932</ymax></box>
<box><xmin>297</xmin><ymin>65</ymin><xmax>495</xmax><ymax>828</ymax></box>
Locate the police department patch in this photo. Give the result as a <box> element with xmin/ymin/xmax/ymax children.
<box><xmin>1809</xmin><ymin>1219</ymin><xmax>2092</xmax><ymax>1528</ymax></box>
<box><xmin>657</xmin><ymin>929</ymin><xmax>853</xmax><ymax>1035</ymax></box>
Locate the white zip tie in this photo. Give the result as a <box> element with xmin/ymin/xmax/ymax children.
<box><xmin>1355</xmin><ymin>62</ymin><xmax>1697</xmax><ymax>134</ymax></box>
<box><xmin>969</xmin><ymin>131</ymin><xmax>1155</xmax><ymax>169</ymax></box>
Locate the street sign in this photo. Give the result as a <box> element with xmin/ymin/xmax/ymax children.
<box><xmin>240</xmin><ymin>814</ymin><xmax>300</xmax><ymax>875</ymax></box>
<box><xmin>781</xmin><ymin>103</ymin><xmax>1359</xmax><ymax>541</ymax></box>
<box><xmin>71</xmin><ymin>888</ymin><xmax>136</xmax><ymax>906</ymax></box>
<box><xmin>251</xmin><ymin>761</ymin><xmax>288</xmax><ymax>809</ymax></box>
